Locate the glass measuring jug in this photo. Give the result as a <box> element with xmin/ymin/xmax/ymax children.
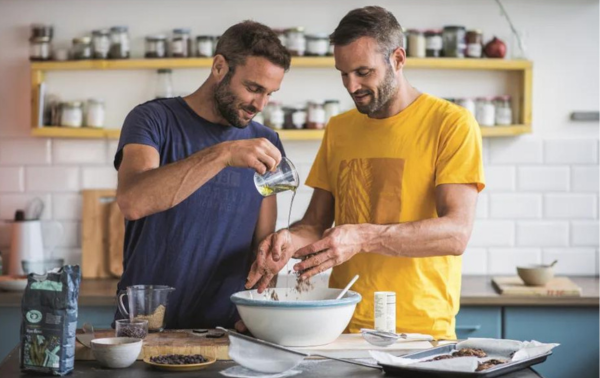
<box><xmin>117</xmin><ymin>285</ymin><xmax>175</xmax><ymax>332</ymax></box>
<box><xmin>254</xmin><ymin>157</ymin><xmax>299</xmax><ymax>196</ymax></box>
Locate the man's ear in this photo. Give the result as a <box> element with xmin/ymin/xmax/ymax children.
<box><xmin>391</xmin><ymin>47</ymin><xmax>406</xmax><ymax>71</ymax></box>
<box><xmin>212</xmin><ymin>54</ymin><xmax>230</xmax><ymax>81</ymax></box>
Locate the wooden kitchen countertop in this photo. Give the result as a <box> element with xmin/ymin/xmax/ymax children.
<box><xmin>0</xmin><ymin>276</ymin><xmax>597</xmax><ymax>307</ymax></box>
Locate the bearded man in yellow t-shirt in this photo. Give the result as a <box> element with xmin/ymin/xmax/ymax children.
<box><xmin>246</xmin><ymin>6</ymin><xmax>485</xmax><ymax>340</ymax></box>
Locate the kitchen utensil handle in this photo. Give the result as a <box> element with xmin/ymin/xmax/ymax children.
<box><xmin>313</xmin><ymin>354</ymin><xmax>382</xmax><ymax>370</ymax></box>
<box><xmin>117</xmin><ymin>291</ymin><xmax>129</xmax><ymax>317</ymax></box>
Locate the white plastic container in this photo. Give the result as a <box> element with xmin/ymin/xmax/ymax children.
<box><xmin>374</xmin><ymin>291</ymin><xmax>396</xmax><ymax>333</ymax></box>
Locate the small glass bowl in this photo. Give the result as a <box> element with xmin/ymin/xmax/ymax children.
<box><xmin>115</xmin><ymin>319</ymin><xmax>148</xmax><ymax>339</ymax></box>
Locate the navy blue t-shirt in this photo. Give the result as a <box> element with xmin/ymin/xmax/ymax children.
<box><xmin>113</xmin><ymin>97</ymin><xmax>284</xmax><ymax>329</ymax></box>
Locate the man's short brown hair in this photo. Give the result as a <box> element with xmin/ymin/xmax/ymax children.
<box><xmin>330</xmin><ymin>6</ymin><xmax>404</xmax><ymax>57</ymax></box>
<box><xmin>215</xmin><ymin>21</ymin><xmax>291</xmax><ymax>72</ymax></box>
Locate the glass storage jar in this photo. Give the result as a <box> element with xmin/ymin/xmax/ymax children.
<box><xmin>476</xmin><ymin>97</ymin><xmax>496</xmax><ymax>126</ymax></box>
<box><xmin>29</xmin><ymin>36</ymin><xmax>52</xmax><ymax>61</ymax></box>
<box><xmin>109</xmin><ymin>26</ymin><xmax>130</xmax><ymax>59</ymax></box>
<box><xmin>494</xmin><ymin>95</ymin><xmax>512</xmax><ymax>125</ymax></box>
<box><xmin>291</xmin><ymin>103</ymin><xmax>307</xmax><ymax>129</ymax></box>
<box><xmin>407</xmin><ymin>30</ymin><xmax>426</xmax><ymax>58</ymax></box>
<box><xmin>171</xmin><ymin>28</ymin><xmax>191</xmax><ymax>58</ymax></box>
<box><xmin>306</xmin><ymin>33</ymin><xmax>329</xmax><ymax>57</ymax></box>
<box><xmin>266</xmin><ymin>101</ymin><xmax>284</xmax><ymax>130</ymax></box>
<box><xmin>86</xmin><ymin>98</ymin><xmax>105</xmax><ymax>128</ymax></box>
<box><xmin>285</xmin><ymin>27</ymin><xmax>306</xmax><ymax>56</ymax></box>
<box><xmin>424</xmin><ymin>29</ymin><xmax>443</xmax><ymax>57</ymax></box>
<box><xmin>324</xmin><ymin>100</ymin><xmax>340</xmax><ymax>124</ymax></box>
<box><xmin>466</xmin><ymin>29</ymin><xmax>483</xmax><ymax>58</ymax></box>
<box><xmin>196</xmin><ymin>36</ymin><xmax>214</xmax><ymax>57</ymax></box>
<box><xmin>442</xmin><ymin>26</ymin><xmax>467</xmax><ymax>58</ymax></box>
<box><xmin>145</xmin><ymin>35</ymin><xmax>167</xmax><ymax>58</ymax></box>
<box><xmin>92</xmin><ymin>29</ymin><xmax>110</xmax><ymax>59</ymax></box>
<box><xmin>72</xmin><ymin>37</ymin><xmax>92</xmax><ymax>60</ymax></box>
<box><xmin>307</xmin><ymin>101</ymin><xmax>326</xmax><ymax>129</ymax></box>
<box><xmin>61</xmin><ymin>101</ymin><xmax>84</xmax><ymax>127</ymax></box>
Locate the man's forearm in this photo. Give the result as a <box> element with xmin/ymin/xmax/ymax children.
<box><xmin>118</xmin><ymin>145</ymin><xmax>227</xmax><ymax>220</ymax></box>
<box><xmin>359</xmin><ymin>216</ymin><xmax>472</xmax><ymax>258</ymax></box>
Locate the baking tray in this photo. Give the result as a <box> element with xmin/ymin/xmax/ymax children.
<box><xmin>380</xmin><ymin>344</ymin><xmax>551</xmax><ymax>378</ymax></box>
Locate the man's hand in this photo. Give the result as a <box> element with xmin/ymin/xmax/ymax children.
<box><xmin>221</xmin><ymin>138</ymin><xmax>282</xmax><ymax>175</ymax></box>
<box><xmin>246</xmin><ymin>229</ymin><xmax>295</xmax><ymax>293</ymax></box>
<box><xmin>293</xmin><ymin>224</ymin><xmax>364</xmax><ymax>281</ymax></box>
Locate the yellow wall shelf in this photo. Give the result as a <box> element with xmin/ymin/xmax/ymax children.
<box><xmin>31</xmin><ymin>125</ymin><xmax>531</xmax><ymax>140</ymax></box>
<box><xmin>30</xmin><ymin>57</ymin><xmax>532</xmax><ymax>140</ymax></box>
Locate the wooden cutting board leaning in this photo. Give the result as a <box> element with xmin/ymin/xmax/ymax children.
<box><xmin>81</xmin><ymin>189</ymin><xmax>124</xmax><ymax>278</ymax></box>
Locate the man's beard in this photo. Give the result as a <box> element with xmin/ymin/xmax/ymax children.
<box><xmin>353</xmin><ymin>66</ymin><xmax>397</xmax><ymax>117</ymax></box>
<box><xmin>214</xmin><ymin>72</ymin><xmax>257</xmax><ymax>128</ymax></box>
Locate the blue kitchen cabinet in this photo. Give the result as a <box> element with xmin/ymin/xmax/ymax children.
<box><xmin>0</xmin><ymin>306</ymin><xmax>115</xmax><ymax>363</ymax></box>
<box><xmin>456</xmin><ymin>306</ymin><xmax>502</xmax><ymax>339</ymax></box>
<box><xmin>504</xmin><ymin>307</ymin><xmax>599</xmax><ymax>378</ymax></box>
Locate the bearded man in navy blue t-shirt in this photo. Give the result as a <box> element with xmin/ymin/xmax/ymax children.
<box><xmin>113</xmin><ymin>21</ymin><xmax>291</xmax><ymax>331</ymax></box>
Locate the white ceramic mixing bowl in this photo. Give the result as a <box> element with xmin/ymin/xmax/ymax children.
<box><xmin>230</xmin><ymin>287</ymin><xmax>361</xmax><ymax>347</ymax></box>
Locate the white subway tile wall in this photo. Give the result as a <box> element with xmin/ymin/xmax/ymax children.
<box><xmin>0</xmin><ymin>136</ymin><xmax>597</xmax><ymax>276</ymax></box>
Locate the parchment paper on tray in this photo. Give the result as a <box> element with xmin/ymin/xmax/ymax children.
<box><xmin>369</xmin><ymin>338</ymin><xmax>560</xmax><ymax>373</ymax></box>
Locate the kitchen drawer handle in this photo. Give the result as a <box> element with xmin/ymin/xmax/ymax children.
<box><xmin>456</xmin><ymin>325</ymin><xmax>482</xmax><ymax>332</ymax></box>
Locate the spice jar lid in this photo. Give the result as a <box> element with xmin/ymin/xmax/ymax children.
<box><xmin>92</xmin><ymin>29</ymin><xmax>110</xmax><ymax>36</ymax></box>
<box><xmin>424</xmin><ymin>29</ymin><xmax>443</xmax><ymax>35</ymax></box>
<box><xmin>173</xmin><ymin>28</ymin><xmax>191</xmax><ymax>34</ymax></box>
<box><xmin>310</xmin><ymin>100</ymin><xmax>325</xmax><ymax>105</ymax></box>
<box><xmin>467</xmin><ymin>29</ymin><xmax>483</xmax><ymax>34</ymax></box>
<box><xmin>157</xmin><ymin>68</ymin><xmax>172</xmax><ymax>74</ymax></box>
<box><xmin>476</xmin><ymin>96</ymin><xmax>495</xmax><ymax>101</ymax></box>
<box><xmin>196</xmin><ymin>35</ymin><xmax>214</xmax><ymax>40</ymax></box>
<box><xmin>407</xmin><ymin>29</ymin><xmax>423</xmax><ymax>34</ymax></box>
<box><xmin>285</xmin><ymin>27</ymin><xmax>305</xmax><ymax>33</ymax></box>
<box><xmin>31</xmin><ymin>24</ymin><xmax>53</xmax><ymax>38</ymax></box>
<box><xmin>110</xmin><ymin>26</ymin><xmax>129</xmax><ymax>32</ymax></box>
<box><xmin>443</xmin><ymin>25</ymin><xmax>466</xmax><ymax>31</ymax></box>
<box><xmin>146</xmin><ymin>35</ymin><xmax>167</xmax><ymax>41</ymax></box>
<box><xmin>325</xmin><ymin>99</ymin><xmax>340</xmax><ymax>104</ymax></box>
<box><xmin>64</xmin><ymin>101</ymin><xmax>83</xmax><ymax>108</ymax></box>
<box><xmin>72</xmin><ymin>36</ymin><xmax>92</xmax><ymax>44</ymax></box>
<box><xmin>494</xmin><ymin>95</ymin><xmax>511</xmax><ymax>101</ymax></box>
<box><xmin>306</xmin><ymin>33</ymin><xmax>329</xmax><ymax>39</ymax></box>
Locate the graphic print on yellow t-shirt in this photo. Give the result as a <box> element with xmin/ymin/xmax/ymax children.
<box><xmin>338</xmin><ymin>158</ymin><xmax>404</xmax><ymax>225</ymax></box>
<box><xmin>305</xmin><ymin>93</ymin><xmax>485</xmax><ymax>340</ymax></box>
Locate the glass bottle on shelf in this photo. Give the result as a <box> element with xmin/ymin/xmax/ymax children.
<box><xmin>155</xmin><ymin>69</ymin><xmax>173</xmax><ymax>99</ymax></box>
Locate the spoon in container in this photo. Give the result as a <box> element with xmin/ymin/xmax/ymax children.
<box><xmin>335</xmin><ymin>275</ymin><xmax>359</xmax><ymax>300</ymax></box>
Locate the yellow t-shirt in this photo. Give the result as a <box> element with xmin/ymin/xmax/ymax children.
<box><xmin>305</xmin><ymin>93</ymin><xmax>485</xmax><ymax>340</ymax></box>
